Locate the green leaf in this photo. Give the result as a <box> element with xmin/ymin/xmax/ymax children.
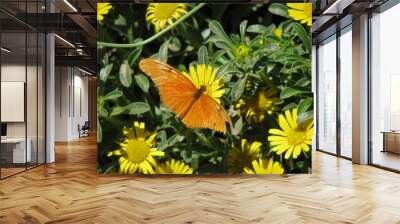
<box><xmin>239</xmin><ymin>20</ymin><xmax>248</xmax><ymax>41</ymax></box>
<box><xmin>210</xmin><ymin>50</ymin><xmax>225</xmax><ymax>64</ymax></box>
<box><xmin>231</xmin><ymin>77</ymin><xmax>247</xmax><ymax>101</ymax></box>
<box><xmin>98</xmin><ymin>107</ymin><xmax>108</xmax><ymax>118</ymax></box>
<box><xmin>128</xmin><ymin>47</ymin><xmax>142</xmax><ymax>66</ymax></box>
<box><xmin>197</xmin><ymin>45</ymin><xmax>209</xmax><ymax>64</ymax></box>
<box><xmin>233</xmin><ymin>117</ymin><xmax>243</xmax><ymax>135</ymax></box>
<box><xmin>246</xmin><ymin>24</ymin><xmax>269</xmax><ymax>34</ymax></box>
<box><xmin>103</xmin><ymin>164</ymin><xmax>118</xmax><ymax>174</ymax></box>
<box><xmin>268</xmin><ymin>3</ymin><xmax>289</xmax><ymax>18</ymax></box>
<box><xmin>110</xmin><ymin>106</ymin><xmax>125</xmax><ymax>117</ymax></box>
<box><xmin>281</xmin><ymin>103</ymin><xmax>297</xmax><ymax>111</ymax></box>
<box><xmin>157</xmin><ymin>130</ymin><xmax>168</xmax><ymax>150</ymax></box>
<box><xmin>168</xmin><ymin>37</ymin><xmax>181</xmax><ymax>52</ymax></box>
<box><xmin>292</xmin><ymin>22</ymin><xmax>311</xmax><ymax>52</ymax></box>
<box><xmin>295</xmin><ymin>161</ymin><xmax>305</xmax><ymax>170</ymax></box>
<box><xmin>99</xmin><ymin>64</ymin><xmax>113</xmax><ymax>82</ymax></box>
<box><xmin>280</xmin><ymin>87</ymin><xmax>308</xmax><ymax>99</ymax></box>
<box><xmin>158</xmin><ymin>40</ymin><xmax>169</xmax><ymax>63</ymax></box>
<box><xmin>295</xmin><ymin>77</ymin><xmax>311</xmax><ymax>87</ymax></box>
<box><xmin>97</xmin><ymin>118</ymin><xmax>102</xmax><ymax>143</ymax></box>
<box><xmin>297</xmin><ymin>111</ymin><xmax>314</xmax><ymax>127</ymax></box>
<box><xmin>215</xmin><ymin>41</ymin><xmax>232</xmax><ymax>51</ymax></box>
<box><xmin>127</xmin><ymin>102</ymin><xmax>150</xmax><ymax>115</ymax></box>
<box><xmin>209</xmin><ymin>20</ymin><xmax>235</xmax><ymax>49</ymax></box>
<box><xmin>194</xmin><ymin>131</ymin><xmax>213</xmax><ymax>147</ymax></box>
<box><xmin>298</xmin><ymin>98</ymin><xmax>313</xmax><ymax>114</ymax></box>
<box><xmin>217</xmin><ymin>63</ymin><xmax>240</xmax><ymax>77</ymax></box>
<box><xmin>134</xmin><ymin>74</ymin><xmax>150</xmax><ymax>93</ymax></box>
<box><xmin>114</xmin><ymin>14</ymin><xmax>127</xmax><ymax>26</ymax></box>
<box><xmin>191</xmin><ymin>154</ymin><xmax>199</xmax><ymax>172</ymax></box>
<box><xmin>103</xmin><ymin>88</ymin><xmax>123</xmax><ymax>101</ymax></box>
<box><xmin>119</xmin><ymin>61</ymin><xmax>133</xmax><ymax>87</ymax></box>
<box><xmin>167</xmin><ymin>134</ymin><xmax>182</xmax><ymax>146</ymax></box>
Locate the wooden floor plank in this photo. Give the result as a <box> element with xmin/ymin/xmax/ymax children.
<box><xmin>0</xmin><ymin>136</ymin><xmax>399</xmax><ymax>223</ymax></box>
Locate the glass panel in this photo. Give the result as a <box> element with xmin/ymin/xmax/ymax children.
<box><xmin>339</xmin><ymin>28</ymin><xmax>352</xmax><ymax>158</ymax></box>
<box><xmin>27</xmin><ymin>30</ymin><xmax>38</xmax><ymax>169</ymax></box>
<box><xmin>371</xmin><ymin>5</ymin><xmax>400</xmax><ymax>171</ymax></box>
<box><xmin>317</xmin><ymin>36</ymin><xmax>337</xmax><ymax>154</ymax></box>
<box><xmin>0</xmin><ymin>0</ymin><xmax>46</xmax><ymax>178</ymax></box>
<box><xmin>26</xmin><ymin>0</ymin><xmax>39</xmax><ymax>169</ymax></box>
<box><xmin>38</xmin><ymin>32</ymin><xmax>45</xmax><ymax>165</ymax></box>
<box><xmin>1</xmin><ymin>30</ymin><xmax>27</xmax><ymax>178</ymax></box>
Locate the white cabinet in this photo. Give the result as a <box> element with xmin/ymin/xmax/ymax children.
<box><xmin>1</xmin><ymin>138</ymin><xmax>32</xmax><ymax>163</ymax></box>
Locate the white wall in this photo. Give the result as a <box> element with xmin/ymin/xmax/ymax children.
<box><xmin>1</xmin><ymin>65</ymin><xmax>37</xmax><ymax>138</ymax></box>
<box><xmin>1</xmin><ymin>63</ymin><xmax>46</xmax><ymax>164</ymax></box>
<box><xmin>55</xmin><ymin>66</ymin><xmax>89</xmax><ymax>141</ymax></box>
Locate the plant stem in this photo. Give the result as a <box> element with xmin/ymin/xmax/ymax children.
<box><xmin>97</xmin><ymin>3</ymin><xmax>206</xmax><ymax>48</ymax></box>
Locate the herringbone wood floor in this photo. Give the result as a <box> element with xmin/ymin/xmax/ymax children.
<box><xmin>1</xmin><ymin>136</ymin><xmax>400</xmax><ymax>224</ymax></box>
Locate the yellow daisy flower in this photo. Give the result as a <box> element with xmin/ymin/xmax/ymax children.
<box><xmin>236</xmin><ymin>88</ymin><xmax>280</xmax><ymax>124</ymax></box>
<box><xmin>286</xmin><ymin>3</ymin><xmax>312</xmax><ymax>27</ymax></box>
<box><xmin>97</xmin><ymin>3</ymin><xmax>112</xmax><ymax>22</ymax></box>
<box><xmin>268</xmin><ymin>109</ymin><xmax>314</xmax><ymax>159</ymax></box>
<box><xmin>228</xmin><ymin>139</ymin><xmax>262</xmax><ymax>174</ymax></box>
<box><xmin>156</xmin><ymin>159</ymin><xmax>193</xmax><ymax>174</ymax></box>
<box><xmin>146</xmin><ymin>3</ymin><xmax>188</xmax><ymax>32</ymax></box>
<box><xmin>182</xmin><ymin>64</ymin><xmax>224</xmax><ymax>103</ymax></box>
<box><xmin>244</xmin><ymin>158</ymin><xmax>284</xmax><ymax>174</ymax></box>
<box><xmin>274</xmin><ymin>27</ymin><xmax>283</xmax><ymax>39</ymax></box>
<box><xmin>107</xmin><ymin>121</ymin><xmax>164</xmax><ymax>174</ymax></box>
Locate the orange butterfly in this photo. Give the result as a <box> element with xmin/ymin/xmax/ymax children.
<box><xmin>139</xmin><ymin>58</ymin><xmax>231</xmax><ymax>133</ymax></box>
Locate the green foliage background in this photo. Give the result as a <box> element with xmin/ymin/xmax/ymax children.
<box><xmin>97</xmin><ymin>3</ymin><xmax>313</xmax><ymax>174</ymax></box>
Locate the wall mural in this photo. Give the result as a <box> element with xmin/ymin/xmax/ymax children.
<box><xmin>97</xmin><ymin>3</ymin><xmax>313</xmax><ymax>175</ymax></box>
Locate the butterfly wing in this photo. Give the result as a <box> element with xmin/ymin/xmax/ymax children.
<box><xmin>139</xmin><ymin>58</ymin><xmax>231</xmax><ymax>133</ymax></box>
<box><xmin>139</xmin><ymin>58</ymin><xmax>198</xmax><ymax>116</ymax></box>
<box><xmin>181</xmin><ymin>93</ymin><xmax>231</xmax><ymax>133</ymax></box>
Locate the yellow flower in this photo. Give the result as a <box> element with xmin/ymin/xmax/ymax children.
<box><xmin>156</xmin><ymin>159</ymin><xmax>193</xmax><ymax>174</ymax></box>
<box><xmin>286</xmin><ymin>3</ymin><xmax>312</xmax><ymax>27</ymax></box>
<box><xmin>268</xmin><ymin>109</ymin><xmax>314</xmax><ymax>159</ymax></box>
<box><xmin>228</xmin><ymin>139</ymin><xmax>262</xmax><ymax>174</ymax></box>
<box><xmin>107</xmin><ymin>121</ymin><xmax>164</xmax><ymax>174</ymax></box>
<box><xmin>97</xmin><ymin>3</ymin><xmax>112</xmax><ymax>22</ymax></box>
<box><xmin>236</xmin><ymin>88</ymin><xmax>280</xmax><ymax>123</ymax></box>
<box><xmin>244</xmin><ymin>158</ymin><xmax>284</xmax><ymax>174</ymax></box>
<box><xmin>274</xmin><ymin>27</ymin><xmax>283</xmax><ymax>39</ymax></box>
<box><xmin>235</xmin><ymin>45</ymin><xmax>250</xmax><ymax>59</ymax></box>
<box><xmin>182</xmin><ymin>64</ymin><xmax>224</xmax><ymax>103</ymax></box>
<box><xmin>146</xmin><ymin>3</ymin><xmax>187</xmax><ymax>32</ymax></box>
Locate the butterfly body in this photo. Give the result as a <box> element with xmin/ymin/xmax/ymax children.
<box><xmin>139</xmin><ymin>59</ymin><xmax>231</xmax><ymax>133</ymax></box>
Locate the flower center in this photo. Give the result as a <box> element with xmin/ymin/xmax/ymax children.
<box><xmin>125</xmin><ymin>139</ymin><xmax>151</xmax><ymax>163</ymax></box>
<box><xmin>154</xmin><ymin>3</ymin><xmax>178</xmax><ymax>20</ymax></box>
<box><xmin>287</xmin><ymin>129</ymin><xmax>307</xmax><ymax>146</ymax></box>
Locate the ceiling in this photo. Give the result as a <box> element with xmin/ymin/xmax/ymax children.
<box><xmin>0</xmin><ymin>0</ymin><xmax>96</xmax><ymax>74</ymax></box>
<box><xmin>312</xmin><ymin>0</ymin><xmax>391</xmax><ymax>43</ymax></box>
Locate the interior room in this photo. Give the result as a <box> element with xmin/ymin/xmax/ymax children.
<box><xmin>0</xmin><ymin>0</ymin><xmax>399</xmax><ymax>223</ymax></box>
<box><xmin>0</xmin><ymin>3</ymin><xmax>46</xmax><ymax>178</ymax></box>
<box><xmin>0</xmin><ymin>0</ymin><xmax>96</xmax><ymax>179</ymax></box>
<box><xmin>313</xmin><ymin>0</ymin><xmax>400</xmax><ymax>173</ymax></box>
